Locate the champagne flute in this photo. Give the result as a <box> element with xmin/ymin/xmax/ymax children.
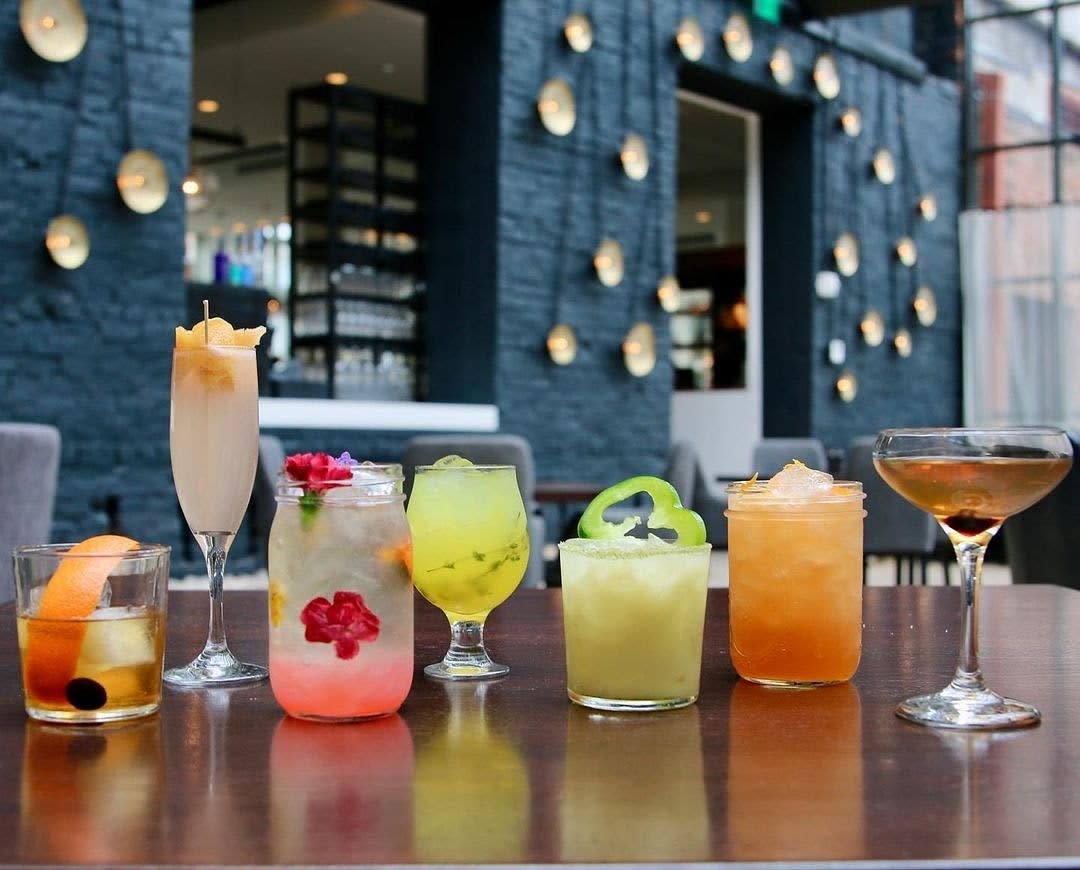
<box><xmin>873</xmin><ymin>427</ymin><xmax>1072</xmax><ymax>728</ymax></box>
<box><xmin>166</xmin><ymin>337</ymin><xmax>266</xmax><ymax>686</ymax></box>
<box><xmin>407</xmin><ymin>459</ymin><xmax>529</xmax><ymax>679</ymax></box>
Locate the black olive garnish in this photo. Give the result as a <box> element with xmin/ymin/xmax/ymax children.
<box><xmin>65</xmin><ymin>677</ymin><xmax>107</xmax><ymax>710</ymax></box>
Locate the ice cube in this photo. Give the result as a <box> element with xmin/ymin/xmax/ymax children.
<box><xmin>81</xmin><ymin>608</ymin><xmax>157</xmax><ymax>666</ymax></box>
<box><xmin>765</xmin><ymin>461</ymin><xmax>833</xmax><ymax>495</ymax></box>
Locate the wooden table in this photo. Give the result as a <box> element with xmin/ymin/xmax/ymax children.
<box><xmin>2</xmin><ymin>585</ymin><xmax>1079</xmax><ymax>867</ymax></box>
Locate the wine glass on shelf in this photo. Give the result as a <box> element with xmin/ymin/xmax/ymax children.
<box><xmin>407</xmin><ymin>458</ymin><xmax>529</xmax><ymax>680</ymax></box>
<box><xmin>873</xmin><ymin>427</ymin><xmax>1072</xmax><ymax>729</ymax></box>
<box><xmin>166</xmin><ymin>327</ymin><xmax>267</xmax><ymax>687</ymax></box>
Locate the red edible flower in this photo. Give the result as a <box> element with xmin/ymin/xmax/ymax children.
<box><xmin>300</xmin><ymin>591</ymin><xmax>380</xmax><ymax>660</ymax></box>
<box><xmin>285</xmin><ymin>452</ymin><xmax>353</xmax><ymax>494</ymax></box>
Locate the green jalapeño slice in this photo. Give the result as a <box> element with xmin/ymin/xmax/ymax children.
<box><xmin>577</xmin><ymin>475</ymin><xmax>707</xmax><ymax>545</ymax></box>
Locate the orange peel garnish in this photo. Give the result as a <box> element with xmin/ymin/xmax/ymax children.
<box><xmin>175</xmin><ymin>316</ymin><xmax>265</xmax><ymax>348</ymax></box>
<box><xmin>24</xmin><ymin>535</ymin><xmax>140</xmax><ymax>703</ymax></box>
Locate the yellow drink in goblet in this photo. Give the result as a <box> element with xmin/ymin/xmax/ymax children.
<box><xmin>408</xmin><ymin>457</ymin><xmax>529</xmax><ymax>679</ymax></box>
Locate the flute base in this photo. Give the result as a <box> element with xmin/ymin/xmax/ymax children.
<box><xmin>165</xmin><ymin>648</ymin><xmax>268</xmax><ymax>687</ymax></box>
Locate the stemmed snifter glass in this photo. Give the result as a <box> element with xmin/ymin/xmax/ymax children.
<box><xmin>407</xmin><ymin>458</ymin><xmax>529</xmax><ymax>679</ymax></box>
<box><xmin>873</xmin><ymin>427</ymin><xmax>1072</xmax><ymax>729</ymax></box>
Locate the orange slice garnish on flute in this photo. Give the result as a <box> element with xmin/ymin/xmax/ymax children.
<box><xmin>24</xmin><ymin>535</ymin><xmax>140</xmax><ymax>702</ymax></box>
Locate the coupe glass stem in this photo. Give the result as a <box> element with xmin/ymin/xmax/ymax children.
<box><xmin>950</xmin><ymin>536</ymin><xmax>988</xmax><ymax>694</ymax></box>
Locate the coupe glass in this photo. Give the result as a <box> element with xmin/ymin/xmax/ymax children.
<box><xmin>407</xmin><ymin>462</ymin><xmax>529</xmax><ymax>679</ymax></box>
<box><xmin>166</xmin><ymin>344</ymin><xmax>267</xmax><ymax>686</ymax></box>
<box><xmin>873</xmin><ymin>427</ymin><xmax>1072</xmax><ymax>728</ymax></box>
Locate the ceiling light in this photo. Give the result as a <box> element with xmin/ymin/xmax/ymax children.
<box><xmin>325</xmin><ymin>72</ymin><xmax>348</xmax><ymax>86</ymax></box>
<box><xmin>196</xmin><ymin>99</ymin><xmax>220</xmax><ymax>114</ymax></box>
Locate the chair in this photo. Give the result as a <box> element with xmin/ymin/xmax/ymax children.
<box><xmin>752</xmin><ymin>437</ymin><xmax>828</xmax><ymax>476</ymax></box>
<box><xmin>1004</xmin><ymin>431</ymin><xmax>1080</xmax><ymax>590</ymax></box>
<box><xmin>673</xmin><ymin>441</ymin><xmax>730</xmax><ymax>549</ymax></box>
<box><xmin>250</xmin><ymin>434</ymin><xmax>286</xmax><ymax>569</ymax></box>
<box><xmin>0</xmin><ymin>423</ymin><xmax>61</xmax><ymax>603</ymax></box>
<box><xmin>401</xmin><ymin>434</ymin><xmax>547</xmax><ymax>589</ymax></box>
<box><xmin>846</xmin><ymin>436</ymin><xmax>939</xmax><ymax>585</ymax></box>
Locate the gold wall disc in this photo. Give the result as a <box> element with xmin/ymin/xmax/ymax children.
<box><xmin>860</xmin><ymin>309</ymin><xmax>885</xmax><ymax>347</ymax></box>
<box><xmin>872</xmin><ymin>148</ymin><xmax>896</xmax><ymax>184</ymax></box>
<box><xmin>20</xmin><ymin>0</ymin><xmax>87</xmax><ymax>62</ymax></box>
<box><xmin>117</xmin><ymin>149</ymin><xmax>169</xmax><ymax>214</ymax></box>
<box><xmin>623</xmin><ymin>322</ymin><xmax>657</xmax><ymax>377</ymax></box>
<box><xmin>813</xmin><ymin>53</ymin><xmax>840</xmax><ymax>100</ymax></box>
<box><xmin>537</xmin><ymin>78</ymin><xmax>576</xmax><ymax>136</ymax></box>
<box><xmin>913</xmin><ymin>285</ymin><xmax>938</xmax><ymax>326</ymax></box>
<box><xmin>563</xmin><ymin>12</ymin><xmax>593</xmax><ymax>53</ymax></box>
<box><xmin>895</xmin><ymin>235</ymin><xmax>917</xmax><ymax>266</ymax></box>
<box><xmin>45</xmin><ymin>213</ymin><xmax>89</xmax><ymax>269</ymax></box>
<box><xmin>547</xmin><ymin>323</ymin><xmax>578</xmax><ymax>365</ymax></box>
<box><xmin>918</xmin><ymin>193</ymin><xmax>938</xmax><ymax>221</ymax></box>
<box><xmin>836</xmin><ymin>369</ymin><xmax>858</xmax><ymax>402</ymax></box>
<box><xmin>656</xmin><ymin>274</ymin><xmax>681</xmax><ymax>312</ymax></box>
<box><xmin>722</xmin><ymin>13</ymin><xmax>752</xmax><ymax>63</ymax></box>
<box><xmin>833</xmin><ymin>232</ymin><xmax>860</xmax><ymax>277</ymax></box>
<box><xmin>770</xmin><ymin>46</ymin><xmax>794</xmax><ymax>85</ymax></box>
<box><xmin>893</xmin><ymin>328</ymin><xmax>913</xmax><ymax>358</ymax></box>
<box><xmin>674</xmin><ymin>17</ymin><xmax>704</xmax><ymax>62</ymax></box>
<box><xmin>839</xmin><ymin>106</ymin><xmax>862</xmax><ymax>137</ymax></box>
<box><xmin>593</xmin><ymin>238</ymin><xmax>625</xmax><ymax>287</ymax></box>
<box><xmin>620</xmin><ymin>133</ymin><xmax>649</xmax><ymax>180</ymax></box>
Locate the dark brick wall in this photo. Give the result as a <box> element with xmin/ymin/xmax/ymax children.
<box><xmin>0</xmin><ymin>0</ymin><xmax>961</xmax><ymax>566</ymax></box>
<box><xmin>0</xmin><ymin>0</ymin><xmax>189</xmax><ymax>551</ymax></box>
<box><xmin>474</xmin><ymin>0</ymin><xmax>961</xmax><ymax>481</ymax></box>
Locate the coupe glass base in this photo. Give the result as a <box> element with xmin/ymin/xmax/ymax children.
<box><xmin>568</xmin><ymin>689</ymin><xmax>697</xmax><ymax>712</ymax></box>
<box><xmin>896</xmin><ymin>683</ymin><xmax>1040</xmax><ymax>730</ymax></box>
<box><xmin>164</xmin><ymin>652</ymin><xmax>268</xmax><ymax>687</ymax></box>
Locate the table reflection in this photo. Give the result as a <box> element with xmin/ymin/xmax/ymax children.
<box><xmin>19</xmin><ymin>717</ymin><xmax>165</xmax><ymax>862</ymax></box>
<box><xmin>413</xmin><ymin>681</ymin><xmax>530</xmax><ymax>863</ymax></box>
<box><xmin>727</xmin><ymin>681</ymin><xmax>865</xmax><ymax>859</ymax></box>
<box><xmin>559</xmin><ymin>706</ymin><xmax>710</xmax><ymax>862</ymax></box>
<box><xmin>270</xmin><ymin>713</ymin><xmax>414</xmax><ymax>863</ymax></box>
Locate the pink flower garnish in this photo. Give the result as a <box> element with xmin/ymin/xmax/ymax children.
<box><xmin>300</xmin><ymin>591</ymin><xmax>380</xmax><ymax>660</ymax></box>
<box><xmin>285</xmin><ymin>452</ymin><xmax>353</xmax><ymax>494</ymax></box>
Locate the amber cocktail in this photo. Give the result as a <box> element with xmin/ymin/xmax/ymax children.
<box><xmin>874</xmin><ymin>426</ymin><xmax>1072</xmax><ymax>729</ymax></box>
<box><xmin>726</xmin><ymin>466</ymin><xmax>865</xmax><ymax>687</ymax></box>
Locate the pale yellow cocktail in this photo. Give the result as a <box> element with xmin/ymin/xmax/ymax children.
<box><xmin>559</xmin><ymin>537</ymin><xmax>711</xmax><ymax>710</ymax></box>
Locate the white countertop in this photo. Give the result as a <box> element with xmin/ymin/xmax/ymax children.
<box><xmin>258</xmin><ymin>398</ymin><xmax>499</xmax><ymax>432</ymax></box>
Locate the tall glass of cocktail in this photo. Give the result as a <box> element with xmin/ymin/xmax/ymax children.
<box><xmin>873</xmin><ymin>427</ymin><xmax>1072</xmax><ymax>728</ymax></box>
<box><xmin>559</xmin><ymin>475</ymin><xmax>711</xmax><ymax>711</ymax></box>
<box><xmin>268</xmin><ymin>456</ymin><xmax>413</xmax><ymax>720</ymax></box>
<box><xmin>408</xmin><ymin>456</ymin><xmax>528</xmax><ymax>679</ymax></box>
<box><xmin>167</xmin><ymin>309</ymin><xmax>267</xmax><ymax>686</ymax></box>
<box><xmin>726</xmin><ymin>464</ymin><xmax>865</xmax><ymax>687</ymax></box>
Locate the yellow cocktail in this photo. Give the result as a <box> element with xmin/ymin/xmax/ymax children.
<box><xmin>559</xmin><ymin>537</ymin><xmax>711</xmax><ymax>710</ymax></box>
<box><xmin>408</xmin><ymin>457</ymin><xmax>528</xmax><ymax>679</ymax></box>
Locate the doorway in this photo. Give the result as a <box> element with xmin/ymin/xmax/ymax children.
<box><xmin>670</xmin><ymin>90</ymin><xmax>762</xmax><ymax>481</ymax></box>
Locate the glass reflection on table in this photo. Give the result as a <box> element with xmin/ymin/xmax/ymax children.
<box><xmin>727</xmin><ymin>681</ymin><xmax>865</xmax><ymax>860</ymax></box>
<box><xmin>559</xmin><ymin>706</ymin><xmax>710</xmax><ymax>862</ymax></box>
<box><xmin>413</xmin><ymin>681</ymin><xmax>530</xmax><ymax>862</ymax></box>
<box><xmin>19</xmin><ymin>718</ymin><xmax>165</xmax><ymax>863</ymax></box>
<box><xmin>271</xmin><ymin>713</ymin><xmax>414</xmax><ymax>863</ymax></box>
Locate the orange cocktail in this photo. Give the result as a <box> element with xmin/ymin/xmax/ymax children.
<box><xmin>726</xmin><ymin>466</ymin><xmax>865</xmax><ymax>686</ymax></box>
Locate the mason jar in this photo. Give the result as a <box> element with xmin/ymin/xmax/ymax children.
<box><xmin>268</xmin><ymin>460</ymin><xmax>413</xmax><ymax>721</ymax></box>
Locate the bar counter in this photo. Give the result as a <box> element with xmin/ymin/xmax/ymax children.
<box><xmin>2</xmin><ymin>585</ymin><xmax>1079</xmax><ymax>868</ymax></box>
